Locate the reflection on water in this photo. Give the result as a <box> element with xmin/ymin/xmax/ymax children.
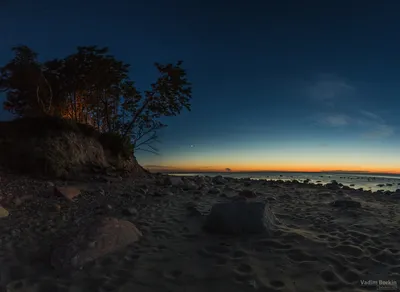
<box><xmin>169</xmin><ymin>172</ymin><xmax>400</xmax><ymax>192</ymax></box>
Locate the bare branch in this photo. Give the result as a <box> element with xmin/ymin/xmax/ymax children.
<box><xmin>136</xmin><ymin>147</ymin><xmax>160</xmax><ymax>155</ymax></box>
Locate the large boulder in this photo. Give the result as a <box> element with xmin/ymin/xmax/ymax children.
<box><xmin>204</xmin><ymin>201</ymin><xmax>276</xmax><ymax>235</ymax></box>
<box><xmin>51</xmin><ymin>217</ymin><xmax>142</xmax><ymax>269</ymax></box>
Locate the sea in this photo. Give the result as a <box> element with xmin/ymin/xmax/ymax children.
<box><xmin>168</xmin><ymin>171</ymin><xmax>400</xmax><ymax>192</ymax></box>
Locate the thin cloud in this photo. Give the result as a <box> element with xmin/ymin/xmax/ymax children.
<box><xmin>359</xmin><ymin>110</ymin><xmax>384</xmax><ymax>124</ymax></box>
<box><xmin>225</xmin><ymin>168</ymin><xmax>232</xmax><ymax>172</ymax></box>
<box><xmin>317</xmin><ymin>110</ymin><xmax>395</xmax><ymax>139</ymax></box>
<box><xmin>308</xmin><ymin>77</ymin><xmax>354</xmax><ymax>106</ymax></box>
<box><xmin>321</xmin><ymin>114</ymin><xmax>350</xmax><ymax>126</ymax></box>
<box><xmin>144</xmin><ymin>165</ymin><xmax>179</xmax><ymax>170</ymax></box>
<box><xmin>358</xmin><ymin>110</ymin><xmax>394</xmax><ymax>138</ymax></box>
<box><xmin>361</xmin><ymin>124</ymin><xmax>395</xmax><ymax>139</ymax></box>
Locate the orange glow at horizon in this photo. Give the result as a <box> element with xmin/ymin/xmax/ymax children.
<box><xmin>144</xmin><ymin>163</ymin><xmax>400</xmax><ymax>174</ymax></box>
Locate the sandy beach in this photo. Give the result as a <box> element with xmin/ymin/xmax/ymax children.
<box><xmin>0</xmin><ymin>172</ymin><xmax>399</xmax><ymax>292</ymax></box>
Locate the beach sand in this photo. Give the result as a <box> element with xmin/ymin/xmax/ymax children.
<box><xmin>0</xmin><ymin>173</ymin><xmax>399</xmax><ymax>292</ymax></box>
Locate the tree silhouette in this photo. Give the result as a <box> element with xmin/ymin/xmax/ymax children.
<box><xmin>0</xmin><ymin>45</ymin><xmax>192</xmax><ymax>155</ymax></box>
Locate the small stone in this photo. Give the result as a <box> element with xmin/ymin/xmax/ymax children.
<box><xmin>208</xmin><ymin>188</ymin><xmax>221</xmax><ymax>195</ymax></box>
<box><xmin>13</xmin><ymin>197</ymin><xmax>23</xmax><ymax>206</ymax></box>
<box><xmin>0</xmin><ymin>205</ymin><xmax>9</xmax><ymax>218</ymax></box>
<box><xmin>138</xmin><ymin>188</ymin><xmax>147</xmax><ymax>195</ymax></box>
<box><xmin>330</xmin><ymin>199</ymin><xmax>361</xmax><ymax>208</ymax></box>
<box><xmin>52</xmin><ymin>204</ymin><xmax>61</xmax><ymax>212</ymax></box>
<box><xmin>123</xmin><ymin>207</ymin><xmax>138</xmax><ymax>216</ymax></box>
<box><xmin>238</xmin><ymin>189</ymin><xmax>257</xmax><ymax>198</ymax></box>
<box><xmin>54</xmin><ymin>186</ymin><xmax>81</xmax><ymax>201</ymax></box>
<box><xmin>88</xmin><ymin>241</ymin><xmax>96</xmax><ymax>248</ymax></box>
<box><xmin>212</xmin><ymin>175</ymin><xmax>226</xmax><ymax>185</ymax></box>
<box><xmin>164</xmin><ymin>176</ymin><xmax>184</xmax><ymax>186</ymax></box>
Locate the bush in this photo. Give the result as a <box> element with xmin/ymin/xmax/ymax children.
<box><xmin>98</xmin><ymin>132</ymin><xmax>134</xmax><ymax>159</ymax></box>
<box><xmin>3</xmin><ymin>115</ymin><xmax>98</xmax><ymax>138</ymax></box>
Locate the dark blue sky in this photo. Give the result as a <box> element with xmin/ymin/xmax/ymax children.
<box><xmin>1</xmin><ymin>0</ymin><xmax>400</xmax><ymax>172</ymax></box>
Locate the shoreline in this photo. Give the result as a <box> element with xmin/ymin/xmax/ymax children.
<box><xmin>169</xmin><ymin>173</ymin><xmax>400</xmax><ymax>193</ymax></box>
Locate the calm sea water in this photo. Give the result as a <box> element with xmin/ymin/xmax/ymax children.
<box><xmin>168</xmin><ymin>172</ymin><xmax>400</xmax><ymax>192</ymax></box>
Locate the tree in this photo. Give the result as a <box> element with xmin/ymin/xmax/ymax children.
<box><xmin>0</xmin><ymin>45</ymin><xmax>192</xmax><ymax>156</ymax></box>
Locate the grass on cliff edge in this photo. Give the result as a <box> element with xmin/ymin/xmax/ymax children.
<box><xmin>0</xmin><ymin>116</ymin><xmax>136</xmax><ymax>177</ymax></box>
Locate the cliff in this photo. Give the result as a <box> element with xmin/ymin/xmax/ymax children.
<box><xmin>0</xmin><ymin>116</ymin><xmax>147</xmax><ymax>179</ymax></box>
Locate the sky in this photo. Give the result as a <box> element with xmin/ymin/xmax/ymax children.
<box><xmin>1</xmin><ymin>0</ymin><xmax>400</xmax><ymax>173</ymax></box>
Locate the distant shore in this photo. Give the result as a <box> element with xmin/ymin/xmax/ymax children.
<box><xmin>166</xmin><ymin>171</ymin><xmax>400</xmax><ymax>193</ymax></box>
<box><xmin>164</xmin><ymin>170</ymin><xmax>400</xmax><ymax>176</ymax></box>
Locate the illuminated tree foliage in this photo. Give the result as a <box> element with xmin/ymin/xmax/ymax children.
<box><xmin>0</xmin><ymin>45</ymin><xmax>192</xmax><ymax>154</ymax></box>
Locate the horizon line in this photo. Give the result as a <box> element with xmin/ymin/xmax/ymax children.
<box><xmin>147</xmin><ymin>169</ymin><xmax>400</xmax><ymax>175</ymax></box>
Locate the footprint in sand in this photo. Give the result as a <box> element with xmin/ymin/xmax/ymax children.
<box><xmin>342</xmin><ymin>268</ymin><xmax>360</xmax><ymax>284</ymax></box>
<box><xmin>254</xmin><ymin>239</ymin><xmax>292</xmax><ymax>251</ymax></box>
<box><xmin>331</xmin><ymin>244</ymin><xmax>364</xmax><ymax>258</ymax></box>
<box><xmin>204</xmin><ymin>245</ymin><xmax>231</xmax><ymax>254</ymax></box>
<box><xmin>163</xmin><ymin>269</ymin><xmax>183</xmax><ymax>281</ymax></box>
<box><xmin>270</xmin><ymin>280</ymin><xmax>285</xmax><ymax>289</ymax></box>
<box><xmin>374</xmin><ymin>249</ymin><xmax>397</xmax><ymax>265</ymax></box>
<box><xmin>231</xmin><ymin>250</ymin><xmax>247</xmax><ymax>260</ymax></box>
<box><xmin>233</xmin><ymin>263</ymin><xmax>253</xmax><ymax>282</ymax></box>
<box><xmin>287</xmin><ymin>249</ymin><xmax>318</xmax><ymax>262</ymax></box>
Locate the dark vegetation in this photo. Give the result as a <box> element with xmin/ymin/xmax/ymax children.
<box><xmin>0</xmin><ymin>45</ymin><xmax>192</xmax><ymax>177</ymax></box>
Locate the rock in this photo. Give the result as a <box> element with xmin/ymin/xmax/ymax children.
<box><xmin>386</xmin><ymin>183</ymin><xmax>393</xmax><ymax>186</ymax></box>
<box><xmin>153</xmin><ymin>190</ymin><xmax>174</xmax><ymax>197</ymax></box>
<box><xmin>51</xmin><ymin>217</ymin><xmax>142</xmax><ymax>269</ymax></box>
<box><xmin>13</xmin><ymin>197</ymin><xmax>23</xmax><ymax>206</ymax></box>
<box><xmin>330</xmin><ymin>199</ymin><xmax>361</xmax><ymax>208</ymax></box>
<box><xmin>183</xmin><ymin>181</ymin><xmax>198</xmax><ymax>190</ymax></box>
<box><xmin>326</xmin><ymin>181</ymin><xmax>341</xmax><ymax>190</ymax></box>
<box><xmin>208</xmin><ymin>188</ymin><xmax>221</xmax><ymax>195</ymax></box>
<box><xmin>122</xmin><ymin>207</ymin><xmax>138</xmax><ymax>216</ymax></box>
<box><xmin>54</xmin><ymin>186</ymin><xmax>81</xmax><ymax>201</ymax></box>
<box><xmin>342</xmin><ymin>186</ymin><xmax>352</xmax><ymax>190</ymax></box>
<box><xmin>164</xmin><ymin>176</ymin><xmax>184</xmax><ymax>186</ymax></box>
<box><xmin>163</xmin><ymin>190</ymin><xmax>174</xmax><ymax>196</ymax></box>
<box><xmin>204</xmin><ymin>201</ymin><xmax>276</xmax><ymax>235</ymax></box>
<box><xmin>50</xmin><ymin>204</ymin><xmax>61</xmax><ymax>212</ymax></box>
<box><xmin>0</xmin><ymin>205</ymin><xmax>9</xmax><ymax>218</ymax></box>
<box><xmin>137</xmin><ymin>188</ymin><xmax>147</xmax><ymax>195</ymax></box>
<box><xmin>238</xmin><ymin>189</ymin><xmax>257</xmax><ymax>198</ymax></box>
<box><xmin>212</xmin><ymin>175</ymin><xmax>226</xmax><ymax>185</ymax></box>
<box><xmin>377</xmin><ymin>184</ymin><xmax>385</xmax><ymax>188</ymax></box>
